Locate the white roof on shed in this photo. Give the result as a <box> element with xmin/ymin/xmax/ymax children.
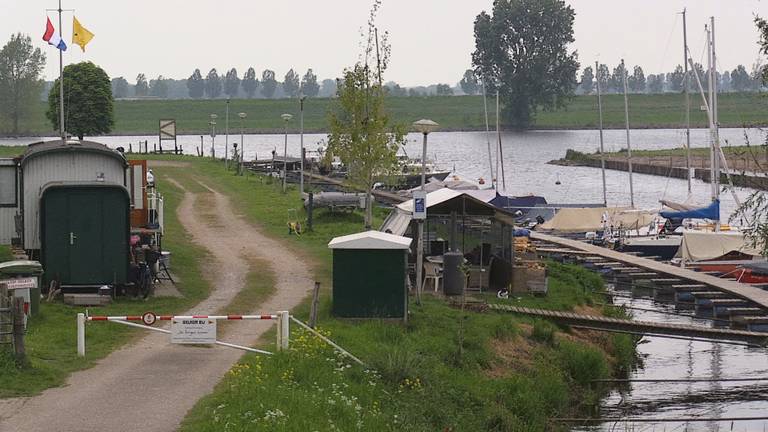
<box><xmin>397</xmin><ymin>188</ymin><xmax>462</xmax><ymax>214</ymax></box>
<box><xmin>328</xmin><ymin>230</ymin><xmax>412</xmax><ymax>250</ymax></box>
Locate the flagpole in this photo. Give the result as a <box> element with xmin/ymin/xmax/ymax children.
<box><xmin>58</xmin><ymin>0</ymin><xmax>65</xmax><ymax>140</ymax></box>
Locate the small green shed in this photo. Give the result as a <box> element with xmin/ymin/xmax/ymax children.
<box><xmin>328</xmin><ymin>230</ymin><xmax>412</xmax><ymax>319</ymax></box>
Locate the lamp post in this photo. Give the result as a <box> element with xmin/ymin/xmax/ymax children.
<box><xmin>238</xmin><ymin>112</ymin><xmax>247</xmax><ymax>175</ymax></box>
<box><xmin>209</xmin><ymin>114</ymin><xmax>218</xmax><ymax>158</ymax></box>
<box><xmin>225</xmin><ymin>98</ymin><xmax>230</xmax><ymax>169</ymax></box>
<box><xmin>281</xmin><ymin>113</ymin><xmax>293</xmax><ymax>193</ymax></box>
<box><xmin>299</xmin><ymin>95</ymin><xmax>306</xmax><ymax>196</ymax></box>
<box><xmin>411</xmin><ymin>119</ymin><xmax>439</xmax><ymax>305</ymax></box>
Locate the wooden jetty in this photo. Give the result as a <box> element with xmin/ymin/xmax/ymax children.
<box><xmin>531</xmin><ymin>231</ymin><xmax>768</xmax><ymax>310</ymax></box>
<box><xmin>488</xmin><ymin>304</ymin><xmax>768</xmax><ymax>346</ymax></box>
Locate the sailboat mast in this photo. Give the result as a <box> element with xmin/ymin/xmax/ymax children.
<box><xmin>482</xmin><ymin>80</ymin><xmax>495</xmax><ymax>189</ymax></box>
<box><xmin>621</xmin><ymin>59</ymin><xmax>634</xmax><ymax>208</ymax></box>
<box><xmin>682</xmin><ymin>9</ymin><xmax>692</xmax><ymax>194</ymax></box>
<box><xmin>58</xmin><ymin>0</ymin><xmax>65</xmax><ymax>140</ymax></box>
<box><xmin>595</xmin><ymin>61</ymin><xmax>607</xmax><ymax>206</ymax></box>
<box><xmin>496</xmin><ymin>90</ymin><xmax>506</xmax><ymax>190</ymax></box>
<box><xmin>706</xmin><ymin>25</ymin><xmax>717</xmax><ymax>205</ymax></box>
<box><xmin>711</xmin><ymin>17</ymin><xmax>720</xmax><ymax>203</ymax></box>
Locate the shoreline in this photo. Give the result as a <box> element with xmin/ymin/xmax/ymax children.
<box><xmin>2</xmin><ymin>123</ymin><xmax>767</xmax><ymax>139</ymax></box>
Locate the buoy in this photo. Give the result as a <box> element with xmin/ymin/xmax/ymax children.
<box><xmin>478</xmin><ymin>177</ymin><xmax>485</xmax><ymax>185</ymax></box>
<box><xmin>555</xmin><ymin>174</ymin><xmax>561</xmax><ymax>185</ymax></box>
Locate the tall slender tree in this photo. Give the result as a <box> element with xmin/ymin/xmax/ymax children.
<box><xmin>205</xmin><ymin>68</ymin><xmax>222</xmax><ymax>98</ymax></box>
<box><xmin>261</xmin><ymin>69</ymin><xmax>277</xmax><ymax>98</ymax></box>
<box><xmin>187</xmin><ymin>68</ymin><xmax>204</xmax><ymax>98</ymax></box>
<box><xmin>0</xmin><ymin>33</ymin><xmax>46</xmax><ymax>134</ymax></box>
<box><xmin>242</xmin><ymin>67</ymin><xmax>258</xmax><ymax>98</ymax></box>
<box><xmin>134</xmin><ymin>73</ymin><xmax>149</xmax><ymax>96</ymax></box>
<box><xmin>224</xmin><ymin>68</ymin><xmax>240</xmax><ymax>98</ymax></box>
<box><xmin>301</xmin><ymin>68</ymin><xmax>319</xmax><ymax>97</ymax></box>
<box><xmin>579</xmin><ymin>66</ymin><xmax>594</xmax><ymax>94</ymax></box>
<box><xmin>283</xmin><ymin>68</ymin><xmax>300</xmax><ymax>97</ymax></box>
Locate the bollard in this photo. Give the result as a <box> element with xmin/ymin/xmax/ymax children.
<box><xmin>277</xmin><ymin>311</ymin><xmax>290</xmax><ymax>351</ymax></box>
<box><xmin>77</xmin><ymin>313</ymin><xmax>86</xmax><ymax>357</ymax></box>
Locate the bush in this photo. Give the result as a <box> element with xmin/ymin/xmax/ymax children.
<box><xmin>558</xmin><ymin>341</ymin><xmax>609</xmax><ymax>386</ymax></box>
<box><xmin>531</xmin><ymin>319</ymin><xmax>557</xmax><ymax>344</ymax></box>
<box><xmin>373</xmin><ymin>348</ymin><xmax>426</xmax><ymax>386</ymax></box>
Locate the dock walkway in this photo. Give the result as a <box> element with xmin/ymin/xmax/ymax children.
<box><xmin>489</xmin><ymin>304</ymin><xmax>768</xmax><ymax>346</ymax></box>
<box><xmin>531</xmin><ymin>232</ymin><xmax>768</xmax><ymax>309</ymax></box>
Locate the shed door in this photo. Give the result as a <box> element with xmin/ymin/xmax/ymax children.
<box><xmin>68</xmin><ymin>191</ymin><xmax>104</xmax><ymax>283</ymax></box>
<box><xmin>42</xmin><ymin>187</ymin><xmax>128</xmax><ymax>286</ymax></box>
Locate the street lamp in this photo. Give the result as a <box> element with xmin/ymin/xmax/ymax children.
<box><xmin>225</xmin><ymin>98</ymin><xmax>230</xmax><ymax>169</ymax></box>
<box><xmin>238</xmin><ymin>112</ymin><xmax>247</xmax><ymax>175</ymax></box>
<box><xmin>281</xmin><ymin>113</ymin><xmax>293</xmax><ymax>193</ymax></box>
<box><xmin>299</xmin><ymin>95</ymin><xmax>306</xmax><ymax>196</ymax></box>
<box><xmin>411</xmin><ymin>118</ymin><xmax>439</xmax><ymax>305</ymax></box>
<box><xmin>209</xmin><ymin>114</ymin><xmax>218</xmax><ymax>158</ymax></box>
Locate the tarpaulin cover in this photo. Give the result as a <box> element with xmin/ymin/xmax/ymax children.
<box><xmin>490</xmin><ymin>194</ymin><xmax>548</xmax><ymax>210</ymax></box>
<box><xmin>676</xmin><ymin>230</ymin><xmax>761</xmax><ymax>262</ymax></box>
<box><xmin>660</xmin><ymin>200</ymin><xmax>720</xmax><ymax>220</ymax></box>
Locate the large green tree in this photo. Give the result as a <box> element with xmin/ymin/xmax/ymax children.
<box><xmin>459</xmin><ymin>69</ymin><xmax>479</xmax><ymax>95</ymax></box>
<box><xmin>472</xmin><ymin>0</ymin><xmax>579</xmax><ymax>128</ymax></box>
<box><xmin>46</xmin><ymin>61</ymin><xmax>114</xmax><ymax>139</ymax></box>
<box><xmin>111</xmin><ymin>76</ymin><xmax>128</xmax><ymax>98</ymax></box>
<box><xmin>757</xmin><ymin>16</ymin><xmax>768</xmax><ymax>84</ymax></box>
<box><xmin>0</xmin><ymin>33</ymin><xmax>46</xmax><ymax>134</ymax></box>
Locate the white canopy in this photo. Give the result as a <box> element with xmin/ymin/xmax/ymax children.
<box><xmin>677</xmin><ymin>231</ymin><xmax>761</xmax><ymax>262</ymax></box>
<box><xmin>328</xmin><ymin>230</ymin><xmax>412</xmax><ymax>250</ymax></box>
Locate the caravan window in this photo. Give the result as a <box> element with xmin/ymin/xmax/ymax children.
<box><xmin>0</xmin><ymin>166</ymin><xmax>17</xmax><ymax>207</ymax></box>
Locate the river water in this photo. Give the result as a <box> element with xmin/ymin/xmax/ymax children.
<box><xmin>3</xmin><ymin>128</ymin><xmax>767</xmax><ymax>430</ymax></box>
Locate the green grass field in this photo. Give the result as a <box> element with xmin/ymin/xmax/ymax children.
<box><xmin>3</xmin><ymin>92</ymin><xmax>766</xmax><ymax>136</ymax></box>
<box><xmin>0</xmin><ymin>245</ymin><xmax>12</xmax><ymax>262</ymax></box>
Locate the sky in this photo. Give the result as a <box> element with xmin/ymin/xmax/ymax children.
<box><xmin>3</xmin><ymin>0</ymin><xmax>767</xmax><ymax>86</ymax></box>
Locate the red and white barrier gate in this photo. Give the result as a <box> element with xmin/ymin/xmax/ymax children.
<box><xmin>76</xmin><ymin>311</ymin><xmax>290</xmax><ymax>357</ymax></box>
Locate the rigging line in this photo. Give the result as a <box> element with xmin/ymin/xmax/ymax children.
<box><xmin>655</xmin><ymin>13</ymin><xmax>679</xmax><ymax>75</ymax></box>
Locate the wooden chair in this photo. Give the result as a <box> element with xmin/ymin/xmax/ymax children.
<box><xmin>423</xmin><ymin>261</ymin><xmax>443</xmax><ymax>292</ymax></box>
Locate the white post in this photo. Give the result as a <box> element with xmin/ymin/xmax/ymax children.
<box><xmin>77</xmin><ymin>313</ymin><xmax>85</xmax><ymax>357</ymax></box>
<box><xmin>621</xmin><ymin>59</ymin><xmax>634</xmax><ymax>208</ymax></box>
<box><xmin>278</xmin><ymin>311</ymin><xmax>290</xmax><ymax>350</ymax></box>
<box><xmin>595</xmin><ymin>61</ymin><xmax>607</xmax><ymax>207</ymax></box>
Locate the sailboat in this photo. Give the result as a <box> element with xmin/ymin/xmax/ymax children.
<box><xmin>617</xmin><ymin>15</ymin><xmax>726</xmax><ymax>260</ymax></box>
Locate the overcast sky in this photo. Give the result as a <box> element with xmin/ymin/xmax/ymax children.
<box><xmin>4</xmin><ymin>0</ymin><xmax>767</xmax><ymax>86</ymax></box>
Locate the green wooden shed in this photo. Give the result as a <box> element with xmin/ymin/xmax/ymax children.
<box><xmin>328</xmin><ymin>230</ymin><xmax>412</xmax><ymax>319</ymax></box>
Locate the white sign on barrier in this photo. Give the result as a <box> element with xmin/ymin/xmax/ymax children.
<box><xmin>170</xmin><ymin>318</ymin><xmax>216</xmax><ymax>344</ymax></box>
<box><xmin>1</xmin><ymin>277</ymin><xmax>37</xmax><ymax>290</ymax></box>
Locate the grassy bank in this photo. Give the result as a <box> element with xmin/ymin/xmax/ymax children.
<box><xmin>3</xmin><ymin>92</ymin><xmax>766</xmax><ymax>136</ymax></box>
<box><xmin>183</xmin><ymin>261</ymin><xmax>634</xmax><ymax>431</ymax></box>
<box><xmin>0</xmin><ymin>245</ymin><xmax>12</xmax><ymax>262</ymax></box>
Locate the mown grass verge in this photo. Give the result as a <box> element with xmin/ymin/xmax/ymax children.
<box><xmin>0</xmin><ymin>245</ymin><xmax>12</xmax><ymax>262</ymax></box>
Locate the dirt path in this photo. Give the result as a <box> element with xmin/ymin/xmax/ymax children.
<box><xmin>0</xmin><ymin>178</ymin><xmax>312</xmax><ymax>431</ymax></box>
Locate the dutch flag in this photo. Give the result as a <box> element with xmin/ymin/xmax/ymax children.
<box><xmin>42</xmin><ymin>17</ymin><xmax>67</xmax><ymax>51</ymax></box>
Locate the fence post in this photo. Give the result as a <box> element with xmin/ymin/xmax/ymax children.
<box><xmin>12</xmin><ymin>297</ymin><xmax>25</xmax><ymax>362</ymax></box>
<box><xmin>77</xmin><ymin>313</ymin><xmax>86</xmax><ymax>357</ymax></box>
<box><xmin>277</xmin><ymin>311</ymin><xmax>289</xmax><ymax>351</ymax></box>
<box><xmin>309</xmin><ymin>282</ymin><xmax>320</xmax><ymax>328</ymax></box>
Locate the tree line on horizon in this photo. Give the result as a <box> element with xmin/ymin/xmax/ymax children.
<box><xmin>576</xmin><ymin>61</ymin><xmax>765</xmax><ymax>95</ymax></box>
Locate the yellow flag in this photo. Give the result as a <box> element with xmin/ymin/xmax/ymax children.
<box><xmin>72</xmin><ymin>17</ymin><xmax>94</xmax><ymax>52</ymax></box>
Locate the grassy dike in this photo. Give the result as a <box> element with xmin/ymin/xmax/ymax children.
<box><xmin>3</xmin><ymin>92</ymin><xmax>766</xmax><ymax>136</ymax></box>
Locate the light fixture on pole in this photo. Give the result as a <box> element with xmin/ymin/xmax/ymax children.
<box><xmin>225</xmin><ymin>98</ymin><xmax>230</xmax><ymax>169</ymax></box>
<box><xmin>280</xmin><ymin>113</ymin><xmax>293</xmax><ymax>193</ymax></box>
<box><xmin>411</xmin><ymin>119</ymin><xmax>439</xmax><ymax>305</ymax></box>
<box><xmin>209</xmin><ymin>114</ymin><xmax>218</xmax><ymax>159</ymax></box>
<box><xmin>299</xmin><ymin>95</ymin><xmax>306</xmax><ymax>196</ymax></box>
<box><xmin>238</xmin><ymin>112</ymin><xmax>247</xmax><ymax>175</ymax></box>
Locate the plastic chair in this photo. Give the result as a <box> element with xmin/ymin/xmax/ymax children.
<box><xmin>423</xmin><ymin>261</ymin><xmax>443</xmax><ymax>292</ymax></box>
